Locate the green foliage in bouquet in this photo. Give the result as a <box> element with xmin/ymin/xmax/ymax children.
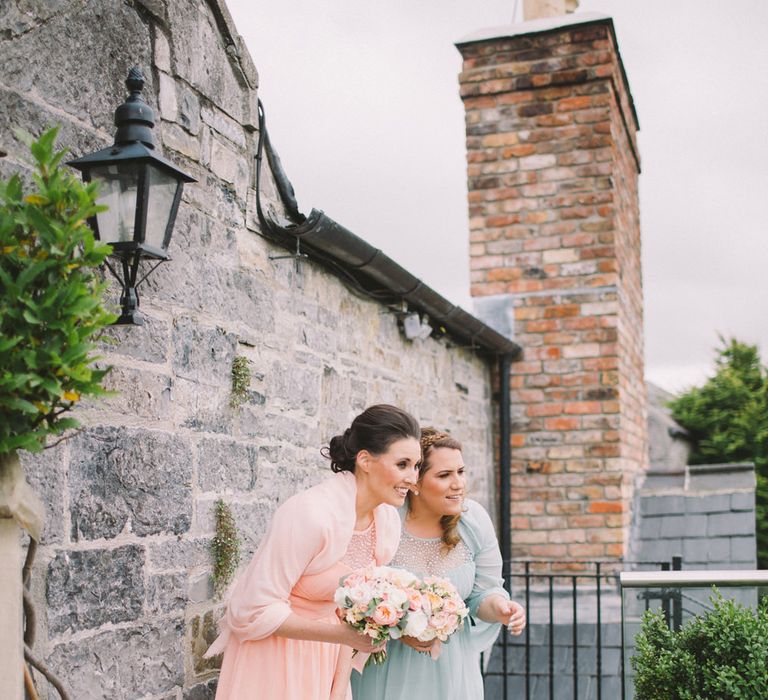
<box><xmin>632</xmin><ymin>590</ymin><xmax>768</xmax><ymax>700</ymax></box>
<box><xmin>0</xmin><ymin>127</ymin><xmax>116</xmax><ymax>455</ymax></box>
<box><xmin>669</xmin><ymin>338</ymin><xmax>768</xmax><ymax>568</ymax></box>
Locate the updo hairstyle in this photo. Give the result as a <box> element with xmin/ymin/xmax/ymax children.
<box><xmin>417</xmin><ymin>427</ymin><xmax>464</xmax><ymax>552</ymax></box>
<box><xmin>323</xmin><ymin>404</ymin><xmax>421</xmax><ymax>473</ymax></box>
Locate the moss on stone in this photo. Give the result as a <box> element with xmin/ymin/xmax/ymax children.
<box><xmin>211</xmin><ymin>499</ymin><xmax>240</xmax><ymax>599</ymax></box>
<box><xmin>229</xmin><ymin>356</ymin><xmax>251</xmax><ymax>408</ymax></box>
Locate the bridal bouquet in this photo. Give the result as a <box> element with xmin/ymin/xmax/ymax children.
<box><xmin>334</xmin><ymin>565</ymin><xmax>422</xmax><ymax>664</ymax></box>
<box><xmin>335</xmin><ymin>567</ymin><xmax>468</xmax><ymax>664</ymax></box>
<box><xmin>406</xmin><ymin>575</ymin><xmax>469</xmax><ymax>655</ymax></box>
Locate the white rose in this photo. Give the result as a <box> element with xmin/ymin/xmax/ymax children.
<box><xmin>417</xmin><ymin>625</ymin><xmax>437</xmax><ymax>642</ymax></box>
<box><xmin>334</xmin><ymin>587</ymin><xmax>350</xmax><ymax>607</ymax></box>
<box><xmin>403</xmin><ymin>610</ymin><xmax>428</xmax><ymax>638</ymax></box>
<box><xmin>348</xmin><ymin>584</ymin><xmax>372</xmax><ymax>606</ymax></box>
<box><xmin>387</xmin><ymin>588</ymin><xmax>408</xmax><ymax>608</ymax></box>
<box><xmin>391</xmin><ymin>568</ymin><xmax>418</xmax><ymax>587</ymax></box>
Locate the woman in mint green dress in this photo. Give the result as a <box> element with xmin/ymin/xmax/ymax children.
<box><xmin>350</xmin><ymin>428</ymin><xmax>526</xmax><ymax>700</ymax></box>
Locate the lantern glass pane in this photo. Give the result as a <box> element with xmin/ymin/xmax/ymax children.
<box><xmin>91</xmin><ymin>164</ymin><xmax>140</xmax><ymax>244</ymax></box>
<box><xmin>145</xmin><ymin>165</ymin><xmax>180</xmax><ymax>252</ymax></box>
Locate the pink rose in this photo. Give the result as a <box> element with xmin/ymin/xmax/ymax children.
<box><xmin>443</xmin><ymin>598</ymin><xmax>459</xmax><ymax>615</ymax></box>
<box><xmin>429</xmin><ymin>612</ymin><xmax>449</xmax><ymax>630</ymax></box>
<box><xmin>407</xmin><ymin>589</ymin><xmax>423</xmax><ymax>611</ymax></box>
<box><xmin>372</xmin><ymin>602</ymin><xmax>400</xmax><ymax>627</ymax></box>
<box><xmin>444</xmin><ymin>613</ymin><xmax>459</xmax><ymax>632</ymax></box>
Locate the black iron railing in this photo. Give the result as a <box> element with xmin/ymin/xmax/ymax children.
<box><xmin>482</xmin><ymin>559</ymin><xmax>676</xmax><ymax>700</ymax></box>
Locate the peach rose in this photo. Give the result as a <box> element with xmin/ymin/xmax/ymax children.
<box><xmin>372</xmin><ymin>602</ymin><xmax>400</xmax><ymax>627</ymax></box>
<box><xmin>407</xmin><ymin>589</ymin><xmax>423</xmax><ymax>611</ymax></box>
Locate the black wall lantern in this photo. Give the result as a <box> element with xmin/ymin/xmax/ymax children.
<box><xmin>68</xmin><ymin>67</ymin><xmax>196</xmax><ymax>325</ymax></box>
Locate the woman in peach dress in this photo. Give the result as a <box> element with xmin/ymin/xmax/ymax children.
<box><xmin>206</xmin><ymin>405</ymin><xmax>422</xmax><ymax>700</ymax></box>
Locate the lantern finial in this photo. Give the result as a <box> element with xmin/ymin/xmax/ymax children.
<box><xmin>126</xmin><ymin>66</ymin><xmax>145</xmax><ymax>93</ymax></box>
<box><xmin>114</xmin><ymin>67</ymin><xmax>155</xmax><ymax>148</ymax></box>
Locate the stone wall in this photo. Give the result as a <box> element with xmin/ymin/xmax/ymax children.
<box><xmin>457</xmin><ymin>15</ymin><xmax>648</xmax><ymax>561</ymax></box>
<box><xmin>1</xmin><ymin>1</ymin><xmax>497</xmax><ymax>698</ymax></box>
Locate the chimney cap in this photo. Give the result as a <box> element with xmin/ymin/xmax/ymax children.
<box><xmin>455</xmin><ymin>11</ymin><xmax>610</xmax><ymax>47</ymax></box>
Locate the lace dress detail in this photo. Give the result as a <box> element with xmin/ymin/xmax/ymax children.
<box><xmin>390</xmin><ymin>529</ymin><xmax>472</xmax><ymax>577</ymax></box>
<box><xmin>341</xmin><ymin>520</ymin><xmax>376</xmax><ymax>570</ymax></box>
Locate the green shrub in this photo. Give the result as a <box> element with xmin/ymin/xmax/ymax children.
<box><xmin>0</xmin><ymin>128</ymin><xmax>116</xmax><ymax>454</ymax></box>
<box><xmin>632</xmin><ymin>590</ymin><xmax>768</xmax><ymax>699</ymax></box>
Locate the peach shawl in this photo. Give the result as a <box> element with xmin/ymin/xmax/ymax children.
<box><xmin>206</xmin><ymin>471</ymin><xmax>401</xmax><ymax>657</ymax></box>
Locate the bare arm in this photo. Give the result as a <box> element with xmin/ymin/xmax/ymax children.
<box><xmin>476</xmin><ymin>595</ymin><xmax>526</xmax><ymax>635</ymax></box>
<box><xmin>275</xmin><ymin>613</ymin><xmax>385</xmax><ymax>652</ymax></box>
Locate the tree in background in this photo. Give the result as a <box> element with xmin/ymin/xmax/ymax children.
<box><xmin>669</xmin><ymin>338</ymin><xmax>768</xmax><ymax>568</ymax></box>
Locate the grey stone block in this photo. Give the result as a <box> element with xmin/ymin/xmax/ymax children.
<box><xmin>0</xmin><ymin>87</ymin><xmax>106</xmax><ymax>163</ymax></box>
<box><xmin>188</xmin><ymin>571</ymin><xmax>214</xmax><ymax>604</ymax></box>
<box><xmin>149</xmin><ymin>537</ymin><xmax>212</xmax><ymax>571</ymax></box>
<box><xmin>174</xmin><ymin>378</ymin><xmax>232</xmax><ymax>434</ymax></box>
<box><xmin>184</xmin><ymin>679</ymin><xmax>218</xmax><ymax>700</ymax></box>
<box><xmin>266</xmin><ymin>361</ymin><xmax>320</xmax><ymax>416</ymax></box>
<box><xmin>660</xmin><ymin>514</ymin><xmax>705</xmax><ymax>539</ymax></box>
<box><xmin>708</xmin><ymin>511</ymin><xmax>756</xmax><ymax>537</ymax></box>
<box><xmin>638</xmin><ymin>515</ymin><xmax>662</xmax><ymax>540</ymax></box>
<box><xmin>69</xmin><ymin>427</ymin><xmax>193</xmax><ymax>540</ymax></box>
<box><xmin>227</xmin><ymin>500</ymin><xmax>275</xmax><ymax>554</ymax></box>
<box><xmin>166</xmin><ymin>0</ymin><xmax>244</xmax><ymax>121</ymax></box>
<box><xmin>731</xmin><ymin>536</ymin><xmax>757</xmax><ymax>564</ymax></box>
<box><xmin>705</xmin><ymin>537</ymin><xmax>731</xmax><ymax>563</ymax></box>
<box><xmin>99</xmin><ymin>314</ymin><xmax>170</xmax><ymax>363</ymax></box>
<box><xmin>651</xmin><ymin>539</ymin><xmax>683</xmax><ymax>561</ymax></box>
<box><xmin>48</xmin><ymin>619</ymin><xmax>184</xmax><ymax>699</ymax></box>
<box><xmin>171</xmin><ymin>316</ymin><xmax>237</xmax><ymax>385</ymax></box>
<box><xmin>682</xmin><ymin>538</ymin><xmax>710</xmax><ymax>564</ymax></box>
<box><xmin>19</xmin><ymin>443</ymin><xmax>67</xmax><ymax>545</ymax></box>
<box><xmin>685</xmin><ymin>493</ymin><xmax>731</xmax><ymax>514</ymax></box>
<box><xmin>197</xmin><ymin>437</ymin><xmax>258</xmax><ymax>492</ymax></box>
<box><xmin>179</xmin><ymin>84</ymin><xmax>201</xmax><ymax>135</ymax></box>
<box><xmin>244</xmin><ymin>412</ymin><xmax>316</xmax><ymax>447</ymax></box>
<box><xmin>731</xmin><ymin>492</ymin><xmax>755</xmax><ymax>512</ymax></box>
<box><xmin>47</xmin><ymin>544</ymin><xmax>144</xmax><ymax>635</ymax></box>
<box><xmin>147</xmin><ymin>572</ymin><xmax>188</xmax><ymax>615</ymax></box>
<box><xmin>96</xmin><ymin>366</ymin><xmax>173</xmax><ymax>421</ymax></box>
<box><xmin>640</xmin><ymin>495</ymin><xmax>685</xmax><ymax>516</ymax></box>
<box><xmin>1</xmin><ymin>0</ymin><xmax>152</xmax><ymax>134</ymax></box>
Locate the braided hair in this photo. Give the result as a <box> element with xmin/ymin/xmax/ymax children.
<box><xmin>416</xmin><ymin>427</ymin><xmax>464</xmax><ymax>552</ymax></box>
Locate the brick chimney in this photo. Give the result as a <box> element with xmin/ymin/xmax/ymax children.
<box><xmin>457</xmin><ymin>14</ymin><xmax>647</xmax><ymax>561</ymax></box>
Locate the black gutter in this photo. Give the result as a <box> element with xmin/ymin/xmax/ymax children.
<box><xmin>499</xmin><ymin>353</ymin><xmax>513</xmax><ymax>574</ymax></box>
<box><xmin>254</xmin><ymin>101</ymin><xmax>522</xmax><ymax>359</ymax></box>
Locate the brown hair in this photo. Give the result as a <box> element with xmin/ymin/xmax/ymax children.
<box><xmin>323</xmin><ymin>404</ymin><xmax>421</xmax><ymax>473</ymax></box>
<box><xmin>416</xmin><ymin>427</ymin><xmax>463</xmax><ymax>552</ymax></box>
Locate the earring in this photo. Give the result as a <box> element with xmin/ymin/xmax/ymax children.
<box><xmin>412</xmin><ymin>489</ymin><xmax>420</xmax><ymax>496</ymax></box>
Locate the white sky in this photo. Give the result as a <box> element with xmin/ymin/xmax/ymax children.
<box><xmin>225</xmin><ymin>0</ymin><xmax>768</xmax><ymax>394</ymax></box>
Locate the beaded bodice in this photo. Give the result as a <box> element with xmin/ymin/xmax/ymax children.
<box><xmin>390</xmin><ymin>529</ymin><xmax>472</xmax><ymax>578</ymax></box>
<box><xmin>340</xmin><ymin>520</ymin><xmax>376</xmax><ymax>570</ymax></box>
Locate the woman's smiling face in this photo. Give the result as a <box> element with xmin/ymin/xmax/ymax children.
<box><xmin>360</xmin><ymin>437</ymin><xmax>421</xmax><ymax>507</ymax></box>
<box><xmin>416</xmin><ymin>447</ymin><xmax>466</xmax><ymax>516</ymax></box>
